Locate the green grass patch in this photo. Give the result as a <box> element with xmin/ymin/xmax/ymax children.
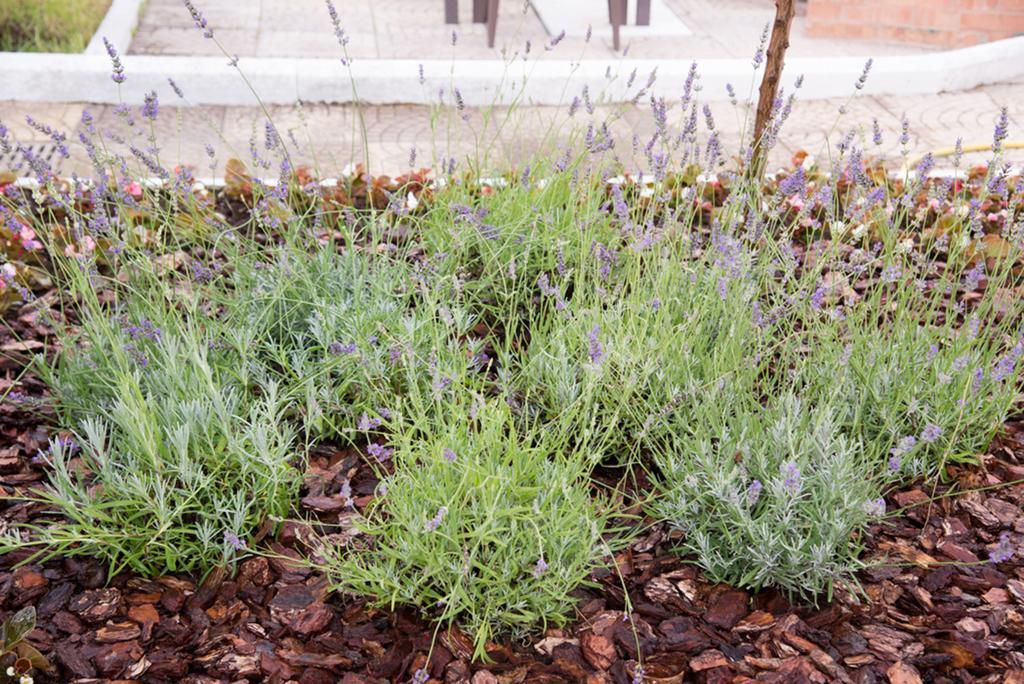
<box><xmin>0</xmin><ymin>0</ymin><xmax>112</xmax><ymax>53</ymax></box>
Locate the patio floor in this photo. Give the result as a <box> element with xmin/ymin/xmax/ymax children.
<box><xmin>127</xmin><ymin>0</ymin><xmax>934</xmax><ymax>61</ymax></box>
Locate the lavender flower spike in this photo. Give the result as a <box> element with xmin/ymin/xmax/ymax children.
<box><xmin>781</xmin><ymin>461</ymin><xmax>801</xmax><ymax>493</ymax></box>
<box><xmin>102</xmin><ymin>37</ymin><xmax>126</xmax><ymax>84</ymax></box>
<box><xmin>587</xmin><ymin>325</ymin><xmax>604</xmax><ymax>363</ymax></box>
<box><xmin>920</xmin><ymin>423</ymin><xmax>943</xmax><ymax>444</ymax></box>
<box><xmin>425</xmin><ymin>506</ymin><xmax>448</xmax><ymax>532</ymax></box>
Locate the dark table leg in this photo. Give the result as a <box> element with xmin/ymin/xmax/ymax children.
<box><xmin>486</xmin><ymin>0</ymin><xmax>499</xmax><ymax>47</ymax></box>
<box><xmin>608</xmin><ymin>0</ymin><xmax>626</xmax><ymax>51</ymax></box>
<box><xmin>636</xmin><ymin>0</ymin><xmax>651</xmax><ymax>26</ymax></box>
<box><xmin>473</xmin><ymin>0</ymin><xmax>487</xmax><ymax>22</ymax></box>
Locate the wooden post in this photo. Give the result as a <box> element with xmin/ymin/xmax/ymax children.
<box><xmin>752</xmin><ymin>0</ymin><xmax>795</xmax><ymax>171</ymax></box>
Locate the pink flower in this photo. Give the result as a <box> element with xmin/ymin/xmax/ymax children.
<box><xmin>65</xmin><ymin>236</ymin><xmax>97</xmax><ymax>257</ymax></box>
<box><xmin>18</xmin><ymin>226</ymin><xmax>41</xmax><ymax>251</ymax></box>
<box><xmin>125</xmin><ymin>181</ymin><xmax>143</xmax><ymax>198</ymax></box>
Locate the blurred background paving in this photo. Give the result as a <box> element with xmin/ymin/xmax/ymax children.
<box><xmin>1</xmin><ymin>0</ymin><xmax>1022</xmax><ymax>177</ymax></box>
<box><xmin>1</xmin><ymin>81</ymin><xmax>1022</xmax><ymax>179</ymax></box>
<box><xmin>127</xmin><ymin>0</ymin><xmax>933</xmax><ymax>60</ymax></box>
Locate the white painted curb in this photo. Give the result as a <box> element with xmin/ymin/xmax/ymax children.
<box><xmin>1</xmin><ymin>37</ymin><xmax>1022</xmax><ymax>107</ymax></box>
<box><xmin>83</xmin><ymin>0</ymin><xmax>146</xmax><ymax>56</ymax></box>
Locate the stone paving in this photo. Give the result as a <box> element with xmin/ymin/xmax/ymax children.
<box><xmin>2</xmin><ymin>79</ymin><xmax>1021</xmax><ymax>179</ymax></box>
<box><xmin>128</xmin><ymin>0</ymin><xmax>933</xmax><ymax>61</ymax></box>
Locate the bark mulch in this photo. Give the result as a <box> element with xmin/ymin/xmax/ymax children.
<box><xmin>2</xmin><ymin>303</ymin><xmax>1023</xmax><ymax>684</ymax></box>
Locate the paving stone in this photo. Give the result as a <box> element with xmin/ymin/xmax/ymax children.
<box><xmin>125</xmin><ymin>0</ymin><xmax>936</xmax><ymax>61</ymax></box>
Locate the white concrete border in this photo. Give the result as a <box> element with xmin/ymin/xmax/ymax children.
<box><xmin>1</xmin><ymin>36</ymin><xmax>1023</xmax><ymax>107</ymax></box>
<box><xmin>84</xmin><ymin>0</ymin><xmax>147</xmax><ymax>56</ymax></box>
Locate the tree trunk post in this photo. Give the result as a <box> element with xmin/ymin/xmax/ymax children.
<box><xmin>751</xmin><ymin>0</ymin><xmax>795</xmax><ymax>173</ymax></box>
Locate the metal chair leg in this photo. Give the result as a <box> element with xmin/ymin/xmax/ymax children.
<box><xmin>636</xmin><ymin>0</ymin><xmax>651</xmax><ymax>26</ymax></box>
<box><xmin>608</xmin><ymin>0</ymin><xmax>626</xmax><ymax>51</ymax></box>
<box><xmin>444</xmin><ymin>0</ymin><xmax>457</xmax><ymax>24</ymax></box>
<box><xmin>486</xmin><ymin>0</ymin><xmax>499</xmax><ymax>47</ymax></box>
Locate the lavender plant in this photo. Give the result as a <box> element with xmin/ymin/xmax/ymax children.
<box><xmin>316</xmin><ymin>396</ymin><xmax>618</xmax><ymax>659</ymax></box>
<box><xmin>7</xmin><ymin>325</ymin><xmax>299</xmax><ymax>575</ymax></box>
<box><xmin>218</xmin><ymin>240</ymin><xmax>476</xmax><ymax>443</ymax></box>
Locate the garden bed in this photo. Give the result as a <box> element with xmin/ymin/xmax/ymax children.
<box><xmin>1</xmin><ymin>36</ymin><xmax>1023</xmax><ymax>676</ymax></box>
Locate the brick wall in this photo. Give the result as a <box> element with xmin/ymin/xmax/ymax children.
<box><xmin>805</xmin><ymin>0</ymin><xmax>1024</xmax><ymax>48</ymax></box>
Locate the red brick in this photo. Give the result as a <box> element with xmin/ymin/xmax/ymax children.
<box><xmin>961</xmin><ymin>10</ymin><xmax>1024</xmax><ymax>32</ymax></box>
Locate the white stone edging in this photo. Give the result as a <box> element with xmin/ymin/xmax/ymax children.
<box><xmin>0</xmin><ymin>36</ymin><xmax>1019</xmax><ymax>107</ymax></box>
<box><xmin>2</xmin><ymin>36</ymin><xmax>1023</xmax><ymax>107</ymax></box>
<box><xmin>83</xmin><ymin>0</ymin><xmax>147</xmax><ymax>56</ymax></box>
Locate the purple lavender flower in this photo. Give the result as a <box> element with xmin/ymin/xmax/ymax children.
<box><xmin>358</xmin><ymin>414</ymin><xmax>382</xmax><ymax>431</ymax></box>
<box><xmin>810</xmin><ymin>286</ymin><xmax>826</xmax><ymax>311</ymax></box>
<box><xmin>367</xmin><ymin>442</ymin><xmax>393</xmax><ymax>461</ymax></box>
<box><xmin>102</xmin><ymin>37</ymin><xmax>126</xmax><ymax>84</ymax></box>
<box><xmin>751</xmin><ymin>302</ymin><xmax>765</xmax><ymax>329</ymax></box>
<box><xmin>224</xmin><ymin>530</ymin><xmax>245</xmax><ymax>551</ymax></box>
<box><xmin>889</xmin><ymin>436</ymin><xmax>916</xmax><ymax>471</ymax></box>
<box><xmin>781</xmin><ymin>461</ymin><xmax>801</xmax><ymax>493</ymax></box>
<box><xmin>412</xmin><ymin>668</ymin><xmax>429</xmax><ymax>684</ymax></box>
<box><xmin>972</xmin><ymin>367</ymin><xmax>985</xmax><ymax>394</ymax></box>
<box><xmin>964</xmin><ymin>261</ymin><xmax>985</xmax><ymax>291</ymax></box>
<box><xmin>882</xmin><ymin>265</ymin><xmax>902</xmax><ymax>283</ymax></box>
<box><xmin>920</xmin><ymin>424</ymin><xmax>943</xmax><ymax>444</ymax></box>
<box><xmin>993</xmin><ymin>106</ymin><xmax>1009</xmax><ymax>153</ymax></box>
<box><xmin>950</xmin><ymin>355</ymin><xmax>970</xmax><ymax>373</ymax></box>
<box><xmin>992</xmin><ymin>340</ymin><xmax>1024</xmax><ymax>382</ymax></box>
<box><xmin>532</xmin><ymin>557</ymin><xmax>549</xmax><ymax>577</ymax></box>
<box><xmin>746</xmin><ymin>479</ymin><xmax>763</xmax><ymax>506</ymax></box>
<box><xmin>752</xmin><ymin>22</ymin><xmax>769</xmax><ymax>69</ymax></box>
<box><xmin>168</xmin><ymin>77</ymin><xmax>185</xmax><ymax>98</ymax></box>
<box><xmin>329</xmin><ymin>341</ymin><xmax>357</xmax><ymax>355</ymax></box>
<box><xmin>432</xmin><ymin>375</ymin><xmax>452</xmax><ymax>397</ymax></box>
<box><xmin>862</xmin><ymin>497</ymin><xmax>886</xmax><ymax>517</ymax></box>
<box><xmin>424</xmin><ymin>505</ymin><xmax>448</xmax><ymax>532</ymax></box>
<box><xmin>443</xmin><ymin>448</ymin><xmax>457</xmax><ymax>463</ymax></box>
<box><xmin>142</xmin><ymin>90</ymin><xmax>159</xmax><ymax>120</ymax></box>
<box><xmin>537</xmin><ymin>273</ymin><xmax>558</xmax><ymax>297</ymax></box>
<box><xmin>587</xmin><ymin>325</ymin><xmax>604</xmax><ymax>364</ymax></box>
<box><xmin>990</xmin><ymin>531</ymin><xmax>1014</xmax><ymax>563</ymax></box>
<box><xmin>183</xmin><ymin>0</ymin><xmax>214</xmax><ymax>38</ymax></box>
<box><xmin>779</xmin><ymin>167</ymin><xmax>805</xmax><ymax>197</ymax></box>
<box><xmin>872</xmin><ymin>118</ymin><xmax>883</xmax><ymax>146</ymax></box>
<box><xmin>854</xmin><ymin>58</ymin><xmax>873</xmax><ymax>90</ymax></box>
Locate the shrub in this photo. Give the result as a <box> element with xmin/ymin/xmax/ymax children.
<box><xmin>650</xmin><ymin>393</ymin><xmax>888</xmax><ymax>597</ymax></box>
<box><xmin>9</xmin><ymin>329</ymin><xmax>298</xmax><ymax>576</ymax></box>
<box><xmin>220</xmin><ymin>242</ymin><xmax>476</xmax><ymax>442</ymax></box>
<box><xmin>317</xmin><ymin>397</ymin><xmax>619</xmax><ymax>658</ymax></box>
